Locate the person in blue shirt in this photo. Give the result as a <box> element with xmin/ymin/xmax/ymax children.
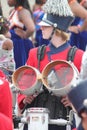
<box><xmin>32</xmin><ymin>0</ymin><xmax>49</xmax><ymax>47</ymax></box>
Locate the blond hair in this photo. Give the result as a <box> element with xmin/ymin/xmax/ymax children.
<box><xmin>55</xmin><ymin>29</ymin><xmax>70</xmax><ymax>41</ymax></box>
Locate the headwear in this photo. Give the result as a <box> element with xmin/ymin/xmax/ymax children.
<box><xmin>39</xmin><ymin>0</ymin><xmax>74</xmax><ymax>32</ymax></box>
<box><xmin>68</xmin><ymin>79</ymin><xmax>87</xmax><ymax>116</ymax></box>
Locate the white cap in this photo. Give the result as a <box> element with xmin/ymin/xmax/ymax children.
<box><xmin>38</xmin><ymin>13</ymin><xmax>51</xmax><ymax>27</ymax></box>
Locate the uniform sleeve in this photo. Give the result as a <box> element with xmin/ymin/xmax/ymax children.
<box><xmin>0</xmin><ymin>74</ymin><xmax>13</xmax><ymax>130</ymax></box>
<box><xmin>26</xmin><ymin>48</ymin><xmax>38</xmax><ymax>67</ymax></box>
<box><xmin>17</xmin><ymin>94</ymin><xmax>26</xmax><ymax>109</ymax></box>
<box><xmin>18</xmin><ymin>48</ymin><xmax>38</xmax><ymax>110</ymax></box>
<box><xmin>0</xmin><ymin>113</ymin><xmax>13</xmax><ymax>130</ymax></box>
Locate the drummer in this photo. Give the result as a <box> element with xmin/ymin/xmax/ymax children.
<box><xmin>17</xmin><ymin>0</ymin><xmax>84</xmax><ymax>130</ymax></box>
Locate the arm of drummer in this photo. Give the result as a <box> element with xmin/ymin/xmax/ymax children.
<box><xmin>18</xmin><ymin>94</ymin><xmax>35</xmax><ymax>110</ymax></box>
<box><xmin>68</xmin><ymin>0</ymin><xmax>87</xmax><ymax>33</ymax></box>
<box><xmin>61</xmin><ymin>95</ymin><xmax>77</xmax><ymax>112</ymax></box>
<box><xmin>61</xmin><ymin>95</ymin><xmax>74</xmax><ymax>108</ymax></box>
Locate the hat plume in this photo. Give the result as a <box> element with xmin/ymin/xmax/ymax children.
<box><xmin>43</xmin><ymin>0</ymin><xmax>74</xmax><ymax>16</ymax></box>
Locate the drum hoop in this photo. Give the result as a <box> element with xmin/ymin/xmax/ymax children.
<box><xmin>12</xmin><ymin>65</ymin><xmax>39</xmax><ymax>90</ymax></box>
<box><xmin>41</xmin><ymin>60</ymin><xmax>79</xmax><ymax>91</ymax></box>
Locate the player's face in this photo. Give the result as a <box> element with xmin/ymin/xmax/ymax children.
<box><xmin>41</xmin><ymin>26</ymin><xmax>53</xmax><ymax>40</ymax></box>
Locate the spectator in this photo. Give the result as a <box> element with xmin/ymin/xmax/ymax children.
<box><xmin>0</xmin><ymin>16</ymin><xmax>15</xmax><ymax>75</ymax></box>
<box><xmin>7</xmin><ymin>0</ymin><xmax>35</xmax><ymax>68</ymax></box>
<box><xmin>32</xmin><ymin>0</ymin><xmax>49</xmax><ymax>47</ymax></box>
<box><xmin>69</xmin><ymin>0</ymin><xmax>87</xmax><ymax>32</ymax></box>
<box><xmin>68</xmin><ymin>0</ymin><xmax>87</xmax><ymax>51</ymax></box>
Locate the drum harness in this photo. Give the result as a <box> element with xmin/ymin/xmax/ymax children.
<box><xmin>13</xmin><ymin>45</ymin><xmax>77</xmax><ymax>129</ymax></box>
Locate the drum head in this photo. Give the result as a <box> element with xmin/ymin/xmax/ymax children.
<box><xmin>42</xmin><ymin>60</ymin><xmax>78</xmax><ymax>96</ymax></box>
<box><xmin>12</xmin><ymin>66</ymin><xmax>37</xmax><ymax>91</ymax></box>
